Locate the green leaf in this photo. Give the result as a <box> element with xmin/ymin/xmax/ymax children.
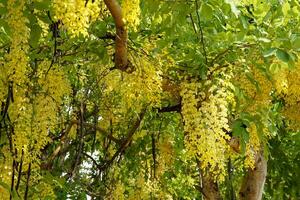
<box><xmin>200</xmin><ymin>3</ymin><xmax>213</xmax><ymax>20</ymax></box>
<box><xmin>269</xmin><ymin>63</ymin><xmax>280</xmax><ymax>73</ymax></box>
<box><xmin>232</xmin><ymin>119</ymin><xmax>249</xmax><ymax>154</ymax></box>
<box><xmin>263</xmin><ymin>48</ymin><xmax>276</xmax><ymax>57</ymax></box>
<box><xmin>0</xmin><ymin>181</ymin><xmax>21</xmax><ymax>200</ymax></box>
<box><xmin>29</xmin><ymin>24</ymin><xmax>42</xmax><ymax>48</ymax></box>
<box><xmin>0</xmin><ymin>181</ymin><xmax>10</xmax><ymax>191</ymax></box>
<box><xmin>33</xmin><ymin>0</ymin><xmax>51</xmax><ymax>10</ymax></box>
<box><xmin>292</xmin><ymin>37</ymin><xmax>300</xmax><ymax>50</ymax></box>
<box><xmin>282</xmin><ymin>1</ymin><xmax>291</xmax><ymax>16</ymax></box>
<box><xmin>0</xmin><ymin>19</ymin><xmax>11</xmax><ymax>36</ymax></box>
<box><xmin>225</xmin><ymin>0</ymin><xmax>240</xmax><ymax>17</ymax></box>
<box><xmin>0</xmin><ymin>6</ymin><xmax>7</xmax><ymax>15</ymax></box>
<box><xmin>276</xmin><ymin>49</ymin><xmax>290</xmax><ymax>63</ymax></box>
<box><xmin>239</xmin><ymin>15</ymin><xmax>248</xmax><ymax>29</ymax></box>
<box><xmin>232</xmin><ymin>119</ymin><xmax>245</xmax><ymax>137</ymax></box>
<box><xmin>258</xmin><ymin>37</ymin><xmax>271</xmax><ymax>43</ymax></box>
<box><xmin>240</xmin><ymin>112</ymin><xmax>253</xmax><ymax>126</ymax></box>
<box><xmin>12</xmin><ymin>189</ymin><xmax>21</xmax><ymax>200</ymax></box>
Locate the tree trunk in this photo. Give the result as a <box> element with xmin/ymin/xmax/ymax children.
<box><xmin>239</xmin><ymin>149</ymin><xmax>267</xmax><ymax>200</ymax></box>
<box><xmin>201</xmin><ymin>173</ymin><xmax>223</xmax><ymax>200</ymax></box>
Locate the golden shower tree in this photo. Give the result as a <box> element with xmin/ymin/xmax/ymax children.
<box><xmin>0</xmin><ymin>0</ymin><xmax>299</xmax><ymax>199</ymax></box>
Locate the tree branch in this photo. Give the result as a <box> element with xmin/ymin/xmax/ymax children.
<box><xmin>104</xmin><ymin>0</ymin><xmax>128</xmax><ymax>71</ymax></box>
<box><xmin>24</xmin><ymin>162</ymin><xmax>31</xmax><ymax>200</ymax></box>
<box><xmin>195</xmin><ymin>0</ymin><xmax>208</xmax><ymax>65</ymax></box>
<box><xmin>158</xmin><ymin>104</ymin><xmax>181</xmax><ymax>113</ymax></box>
<box><xmin>15</xmin><ymin>150</ymin><xmax>24</xmax><ymax>192</ymax></box>
<box><xmin>82</xmin><ymin>152</ymin><xmax>101</xmax><ymax>168</ymax></box>
<box><xmin>98</xmin><ymin>108</ymin><xmax>147</xmax><ymax>171</ymax></box>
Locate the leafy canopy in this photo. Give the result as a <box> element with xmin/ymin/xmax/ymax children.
<box><xmin>0</xmin><ymin>0</ymin><xmax>299</xmax><ymax>199</ymax></box>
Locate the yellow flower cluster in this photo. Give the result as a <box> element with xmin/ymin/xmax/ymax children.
<box><xmin>38</xmin><ymin>62</ymin><xmax>72</xmax><ymax>105</ymax></box>
<box><xmin>0</xmin><ymin>0</ymin><xmax>31</xmax><ymax>193</ymax></box>
<box><xmin>127</xmin><ymin>173</ymin><xmax>163</xmax><ymax>200</ymax></box>
<box><xmin>0</xmin><ymin>146</ymin><xmax>12</xmax><ymax>199</ymax></box>
<box><xmin>122</xmin><ymin>0</ymin><xmax>140</xmax><ymax>31</ymax></box>
<box><xmin>244</xmin><ymin>122</ymin><xmax>261</xmax><ymax>169</ymax></box>
<box><xmin>273</xmin><ymin>63</ymin><xmax>300</xmax><ymax>129</ymax></box>
<box><xmin>52</xmin><ymin>0</ymin><xmax>101</xmax><ymax>37</ymax></box>
<box><xmin>101</xmin><ymin>57</ymin><xmax>162</xmax><ymax>124</ymax></box>
<box><xmin>111</xmin><ymin>181</ymin><xmax>125</xmax><ymax>200</ymax></box>
<box><xmin>9</xmin><ymin>61</ymin><xmax>71</xmax><ymax>163</ymax></box>
<box><xmin>235</xmin><ymin>65</ymin><xmax>272</xmax><ymax>112</ymax></box>
<box><xmin>3</xmin><ymin>0</ymin><xmax>29</xmax><ymax>85</ymax></box>
<box><xmin>181</xmin><ymin>65</ymin><xmax>235</xmax><ymax>181</ymax></box>
<box><xmin>32</xmin><ymin>181</ymin><xmax>56</xmax><ymax>199</ymax></box>
<box><xmin>157</xmin><ymin>136</ymin><xmax>174</xmax><ymax>176</ymax></box>
<box><xmin>233</xmin><ymin>64</ymin><xmax>274</xmax><ymax>168</ymax></box>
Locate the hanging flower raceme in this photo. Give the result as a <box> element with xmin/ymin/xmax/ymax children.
<box><xmin>181</xmin><ymin>65</ymin><xmax>235</xmax><ymax>181</ymax></box>
<box><xmin>52</xmin><ymin>0</ymin><xmax>101</xmax><ymax>37</ymax></box>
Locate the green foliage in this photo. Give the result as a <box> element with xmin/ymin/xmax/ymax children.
<box><xmin>0</xmin><ymin>0</ymin><xmax>299</xmax><ymax>199</ymax></box>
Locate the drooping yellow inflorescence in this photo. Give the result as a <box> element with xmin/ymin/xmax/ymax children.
<box><xmin>181</xmin><ymin>65</ymin><xmax>235</xmax><ymax>181</ymax></box>
<box><xmin>234</xmin><ymin>63</ymin><xmax>273</xmax><ymax>168</ymax></box>
<box><xmin>100</xmin><ymin>56</ymin><xmax>162</xmax><ymax>127</ymax></box>
<box><xmin>52</xmin><ymin>0</ymin><xmax>101</xmax><ymax>37</ymax></box>
<box><xmin>0</xmin><ymin>0</ymin><xmax>30</xmax><ymax>196</ymax></box>
<box><xmin>157</xmin><ymin>135</ymin><xmax>174</xmax><ymax>177</ymax></box>
<box><xmin>0</xmin><ymin>146</ymin><xmax>12</xmax><ymax>198</ymax></box>
<box><xmin>8</xmin><ymin>61</ymin><xmax>71</xmax><ymax>163</ymax></box>
<box><xmin>110</xmin><ymin>181</ymin><xmax>126</xmax><ymax>200</ymax></box>
<box><xmin>244</xmin><ymin>122</ymin><xmax>261</xmax><ymax>168</ymax></box>
<box><xmin>273</xmin><ymin>62</ymin><xmax>300</xmax><ymax>130</ymax></box>
<box><xmin>38</xmin><ymin>62</ymin><xmax>72</xmax><ymax>105</ymax></box>
<box><xmin>31</xmin><ymin>180</ymin><xmax>56</xmax><ymax>199</ymax></box>
<box><xmin>127</xmin><ymin>172</ymin><xmax>166</xmax><ymax>200</ymax></box>
<box><xmin>122</xmin><ymin>0</ymin><xmax>140</xmax><ymax>30</ymax></box>
<box><xmin>235</xmin><ymin>65</ymin><xmax>273</xmax><ymax>112</ymax></box>
<box><xmin>2</xmin><ymin>0</ymin><xmax>30</xmax><ymax>85</ymax></box>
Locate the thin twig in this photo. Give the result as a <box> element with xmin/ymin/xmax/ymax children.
<box><xmin>151</xmin><ymin>133</ymin><xmax>156</xmax><ymax>179</ymax></box>
<box><xmin>189</xmin><ymin>14</ymin><xmax>198</xmax><ymax>35</ymax></box>
<box><xmin>195</xmin><ymin>0</ymin><xmax>208</xmax><ymax>65</ymax></box>
<box><xmin>10</xmin><ymin>159</ymin><xmax>15</xmax><ymax>200</ymax></box>
<box><xmin>15</xmin><ymin>150</ymin><xmax>24</xmax><ymax>192</ymax></box>
<box><xmin>98</xmin><ymin>108</ymin><xmax>147</xmax><ymax>171</ymax></box>
<box><xmin>24</xmin><ymin>162</ymin><xmax>31</xmax><ymax>200</ymax></box>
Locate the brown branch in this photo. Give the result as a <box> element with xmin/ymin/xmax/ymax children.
<box><xmin>209</xmin><ymin>48</ymin><xmax>232</xmax><ymax>67</ymax></box>
<box><xmin>69</xmin><ymin>103</ymin><xmax>85</xmax><ymax>179</ymax></box>
<box><xmin>98</xmin><ymin>33</ymin><xmax>115</xmax><ymax>40</ymax></box>
<box><xmin>15</xmin><ymin>150</ymin><xmax>24</xmax><ymax>192</ymax></box>
<box><xmin>10</xmin><ymin>159</ymin><xmax>15</xmax><ymax>200</ymax></box>
<box><xmin>43</xmin><ymin>119</ymin><xmax>120</xmax><ymax>170</ymax></box>
<box><xmin>104</xmin><ymin>0</ymin><xmax>128</xmax><ymax>71</ymax></box>
<box><xmin>195</xmin><ymin>0</ymin><xmax>208</xmax><ymax>65</ymax></box>
<box><xmin>82</xmin><ymin>152</ymin><xmax>101</xmax><ymax>168</ymax></box>
<box><xmin>195</xmin><ymin>159</ymin><xmax>222</xmax><ymax>199</ymax></box>
<box><xmin>98</xmin><ymin>108</ymin><xmax>147</xmax><ymax>171</ymax></box>
<box><xmin>24</xmin><ymin>162</ymin><xmax>31</xmax><ymax>200</ymax></box>
<box><xmin>1</xmin><ymin>81</ymin><xmax>13</xmax><ymax>124</ymax></box>
<box><xmin>158</xmin><ymin>104</ymin><xmax>181</xmax><ymax>113</ymax></box>
<box><xmin>151</xmin><ymin>133</ymin><xmax>156</xmax><ymax>179</ymax></box>
<box><xmin>228</xmin><ymin>136</ymin><xmax>240</xmax><ymax>153</ymax></box>
<box><xmin>52</xmin><ymin>118</ymin><xmax>119</xmax><ymax>142</ymax></box>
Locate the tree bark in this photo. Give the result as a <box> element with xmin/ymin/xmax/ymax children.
<box><xmin>201</xmin><ymin>173</ymin><xmax>223</xmax><ymax>200</ymax></box>
<box><xmin>196</xmin><ymin>160</ymin><xmax>222</xmax><ymax>200</ymax></box>
<box><xmin>239</xmin><ymin>149</ymin><xmax>267</xmax><ymax>200</ymax></box>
